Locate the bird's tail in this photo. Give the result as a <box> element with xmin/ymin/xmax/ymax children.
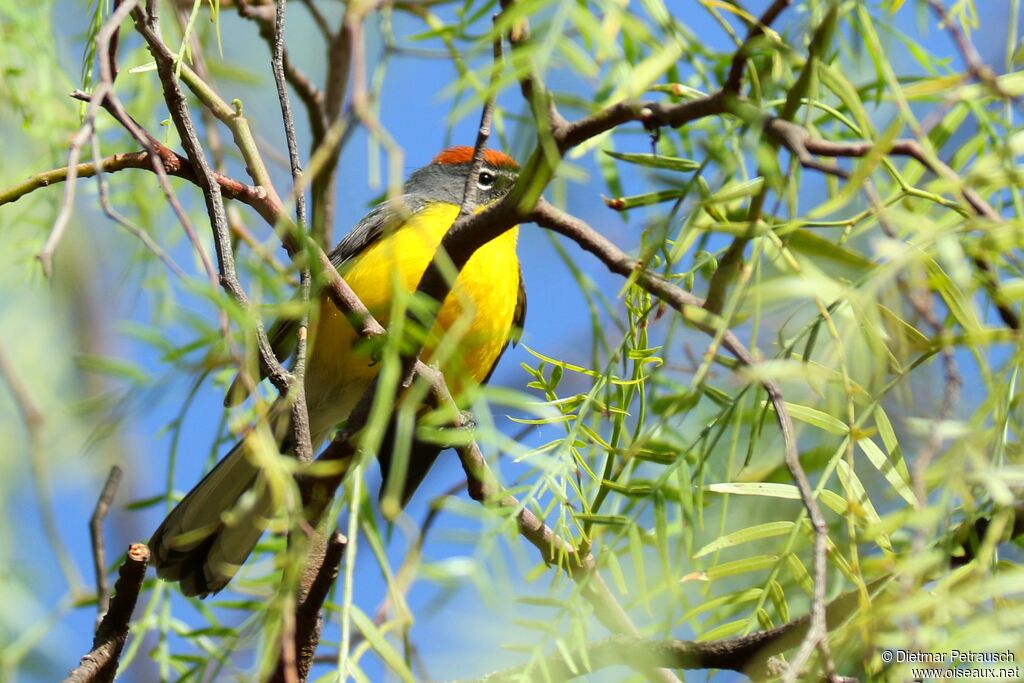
<box><xmin>149</xmin><ymin>437</ymin><xmax>274</xmax><ymax>597</ymax></box>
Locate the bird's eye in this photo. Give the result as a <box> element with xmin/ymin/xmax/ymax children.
<box><xmin>477</xmin><ymin>170</ymin><xmax>495</xmax><ymax>190</ymax></box>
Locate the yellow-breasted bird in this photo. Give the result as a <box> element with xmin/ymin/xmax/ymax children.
<box><xmin>149</xmin><ymin>147</ymin><xmax>524</xmax><ymax>597</ymax></box>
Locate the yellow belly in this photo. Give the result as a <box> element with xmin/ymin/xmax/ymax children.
<box><xmin>304</xmin><ymin>202</ymin><xmax>520</xmax><ymax>441</ymax></box>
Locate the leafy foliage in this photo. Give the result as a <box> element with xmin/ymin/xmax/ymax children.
<box><xmin>1</xmin><ymin>0</ymin><xmax>1023</xmax><ymax>681</ymax></box>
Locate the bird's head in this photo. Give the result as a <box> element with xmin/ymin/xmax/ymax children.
<box><xmin>405</xmin><ymin>146</ymin><xmax>519</xmax><ymax>210</ymax></box>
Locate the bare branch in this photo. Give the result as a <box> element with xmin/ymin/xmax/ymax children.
<box><xmin>34</xmin><ymin>0</ymin><xmax>140</xmax><ymax>277</ymax></box>
<box><xmin>456</xmin><ymin>22</ymin><xmax>502</xmax><ymax>220</ymax></box>
<box><xmin>925</xmin><ymin>0</ymin><xmax>1016</xmax><ymax>100</ymax></box>
<box><xmin>64</xmin><ymin>544</ymin><xmax>150</xmax><ymax>683</ymax></box>
<box><xmin>237</xmin><ymin>0</ymin><xmax>328</xmax><ymax>143</ymax></box>
<box><xmin>90</xmin><ymin>466</ymin><xmax>123</xmax><ymax>620</ymax></box>
<box><xmin>766</xmin><ymin>117</ymin><xmax>1020</xmax><ymax>330</ymax></box>
<box><xmin>131</xmin><ymin>1</ymin><xmax>293</xmax><ymax>397</ymax></box>
<box><xmin>530</xmin><ymin>200</ymin><xmax>833</xmax><ymax>683</ymax></box>
<box><xmin>270</xmin><ymin>0</ymin><xmax>314</xmax><ymax>467</ymax></box>
<box><xmin>723</xmin><ymin>0</ymin><xmax>793</xmax><ymax>94</ymax></box>
<box><xmin>267</xmin><ymin>532</ymin><xmax>348</xmax><ymax>683</ymax></box>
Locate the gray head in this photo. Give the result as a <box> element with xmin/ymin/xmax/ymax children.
<box><xmin>404</xmin><ymin>146</ymin><xmax>519</xmax><ymax>210</ymax></box>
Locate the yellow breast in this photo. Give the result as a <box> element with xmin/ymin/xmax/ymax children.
<box><xmin>304</xmin><ymin>202</ymin><xmax>520</xmax><ymax>441</ymax></box>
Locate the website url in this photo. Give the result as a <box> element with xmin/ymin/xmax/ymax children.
<box><xmin>910</xmin><ymin>667</ymin><xmax>1021</xmax><ymax>680</ymax></box>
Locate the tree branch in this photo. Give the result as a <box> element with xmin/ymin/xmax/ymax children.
<box><xmin>132</xmin><ymin>1</ymin><xmax>294</xmax><ymax>398</ymax></box>
<box><xmin>90</xmin><ymin>466</ymin><xmax>123</xmax><ymax>620</ymax></box>
<box><xmin>1</xmin><ymin>140</ymin><xmax>281</xmax><ymax>227</ymax></box>
<box><xmin>765</xmin><ymin>117</ymin><xmax>1020</xmax><ymax>330</ymax></box>
<box><xmin>285</xmin><ymin>532</ymin><xmax>347</xmax><ymax>683</ymax></box>
<box><xmin>464</xmin><ymin>608</ymin><xmax>861</xmax><ymax>683</ymax></box>
<box><xmin>64</xmin><ymin>544</ymin><xmax>150</xmax><ymax>683</ymax></box>
<box><xmin>723</xmin><ymin>0</ymin><xmax>793</xmax><ymax>94</ymax></box>
<box><xmin>530</xmin><ymin>199</ymin><xmax>833</xmax><ymax>683</ymax></box>
<box><xmin>924</xmin><ymin>0</ymin><xmax>1016</xmax><ymax>100</ymax></box>
<box><xmin>237</xmin><ymin>0</ymin><xmax>327</xmax><ymax>144</ymax></box>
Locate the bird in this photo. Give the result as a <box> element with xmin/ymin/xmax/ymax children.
<box><xmin>149</xmin><ymin>146</ymin><xmax>525</xmax><ymax>597</ymax></box>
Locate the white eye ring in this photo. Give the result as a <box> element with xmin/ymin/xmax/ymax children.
<box><xmin>477</xmin><ymin>170</ymin><xmax>496</xmax><ymax>190</ymax></box>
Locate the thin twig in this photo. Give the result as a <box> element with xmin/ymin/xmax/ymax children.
<box><xmin>237</xmin><ymin>0</ymin><xmax>327</xmax><ymax>143</ymax></box>
<box><xmin>529</xmin><ymin>200</ymin><xmax>832</xmax><ymax>683</ymax></box>
<box><xmin>300</xmin><ymin>0</ymin><xmax>332</xmax><ymax>40</ymax></box>
<box><xmin>925</xmin><ymin>0</ymin><xmax>1016</xmax><ymax>100</ymax></box>
<box><xmin>723</xmin><ymin>0</ymin><xmax>793</xmax><ymax>94</ymax></box>
<box><xmin>309</xmin><ymin>2</ymin><xmax>355</xmax><ymax>244</ymax></box>
<box><xmin>64</xmin><ymin>544</ymin><xmax>150</xmax><ymax>683</ymax></box>
<box><xmin>270</xmin><ymin>0</ymin><xmax>313</xmax><ymax>461</ymax></box>
<box><xmin>461</xmin><ymin>578</ymin><xmax>876</xmax><ymax>683</ymax></box>
<box><xmin>456</xmin><ymin>20</ymin><xmax>502</xmax><ymax>220</ymax></box>
<box><xmin>269</xmin><ymin>2</ymin><xmax>314</xmax><ymax>681</ymax></box>
<box><xmin>90</xmin><ymin>466</ymin><xmax>123</xmax><ymax>621</ymax></box>
<box><xmin>132</xmin><ymin>1</ymin><xmax>293</xmax><ymax>397</ymax></box>
<box><xmin>766</xmin><ymin>117</ymin><xmax>1020</xmax><ymax>330</ymax></box>
<box><xmin>35</xmin><ymin>94</ymin><xmax>100</xmax><ymax>276</ymax></box>
<box><xmin>87</xmin><ymin>134</ymin><xmax>186</xmax><ymax>278</ymax></box>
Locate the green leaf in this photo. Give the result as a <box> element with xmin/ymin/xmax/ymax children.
<box><xmin>629</xmin><ymin>525</ymin><xmax>651</xmax><ymax>614</ymax></box>
<box><xmin>706</xmin><ymin>482</ymin><xmax>847</xmax><ymax>516</ymax></box>
<box><xmin>680</xmin><ymin>588</ymin><xmax>763</xmax><ymax>622</ymax></box>
<box><xmin>836</xmin><ymin>460</ymin><xmax>893</xmax><ymax>552</ymax></box>
<box><xmin>817</xmin><ymin>61</ymin><xmax>873</xmax><ymax>136</ymax></box>
<box><xmin>605</xmin><ymin>551</ymin><xmax>629</xmax><ymax>595</ymax></box>
<box><xmin>857</xmin><ymin>438</ymin><xmax>918</xmax><ymax>508</ymax></box>
<box><xmin>706</xmin><ymin>482</ymin><xmax>804</xmax><ymax>500</ymax></box>
<box><xmin>785</xmin><ymin>553</ymin><xmax>814</xmax><ymax>596</ymax></box>
<box><xmin>574</xmin><ymin>513</ymin><xmax>631</xmax><ymax>526</ymax></box>
<box><xmin>698</xmin><ymin>618</ymin><xmax>748</xmax><ymax>641</ymax></box>
<box><xmin>768</xmin><ymin>401</ymin><xmax>849</xmax><ymax>435</ymax></box>
<box><xmin>874</xmin><ymin>406</ymin><xmax>900</xmax><ymax>455</ymax></box>
<box><xmin>694</xmin><ymin>522</ymin><xmax>796</xmax><ymax>558</ymax></box>
<box><xmin>604</xmin><ymin>189</ymin><xmax>684</xmax><ymax>211</ymax></box>
<box><xmin>602</xmin><ymin>479</ymin><xmax>658</xmax><ymax>497</ymax></box>
<box><xmin>706</xmin><ymin>555</ymin><xmax>779</xmax><ymax>579</ymax></box>
<box><xmin>349</xmin><ymin>607</ymin><xmax>415</xmax><ymax>683</ymax></box>
<box><xmin>554</xmin><ymin>639</ymin><xmax>580</xmax><ymax>676</ymax></box>
<box><xmin>877</xmin><ymin>304</ymin><xmax>930</xmax><ymax>351</ymax></box>
<box><xmin>785</xmin><ymin>228</ymin><xmax>875</xmax><ymax>276</ymax></box>
<box><xmin>705</xmin><ymin>177</ymin><xmax>765</xmax><ymax>204</ymax></box>
<box><xmin>508</xmin><ymin>414</ymin><xmax>576</xmax><ymax>425</ymax></box>
<box><xmin>603</xmin><ymin>150</ymin><xmax>700</xmax><ymax>172</ymax></box>
<box><xmin>768</xmin><ymin>580</ymin><xmax>790</xmax><ymax>623</ymax></box>
<box><xmin>819</xmin><ymin>490</ymin><xmax>849</xmax><ymax>516</ymax></box>
<box><xmin>605</xmin><ymin>38</ymin><xmax>684</xmax><ymax>103</ymax></box>
<box><xmin>74</xmin><ymin>354</ymin><xmax>148</xmax><ymax>384</ymax></box>
<box><xmin>926</xmin><ymin>258</ymin><xmax>982</xmax><ymax>332</ymax></box>
<box><xmin>123</xmin><ymin>494</ymin><xmax>170</xmax><ymax>511</ymax></box>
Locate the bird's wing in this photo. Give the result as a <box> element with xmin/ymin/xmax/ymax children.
<box><xmin>511</xmin><ymin>262</ymin><xmax>527</xmax><ymax>346</ymax></box>
<box><xmin>328</xmin><ymin>194</ymin><xmax>430</xmax><ymax>268</ymax></box>
<box><xmin>224</xmin><ymin>194</ymin><xmax>430</xmax><ymax>406</ymax></box>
